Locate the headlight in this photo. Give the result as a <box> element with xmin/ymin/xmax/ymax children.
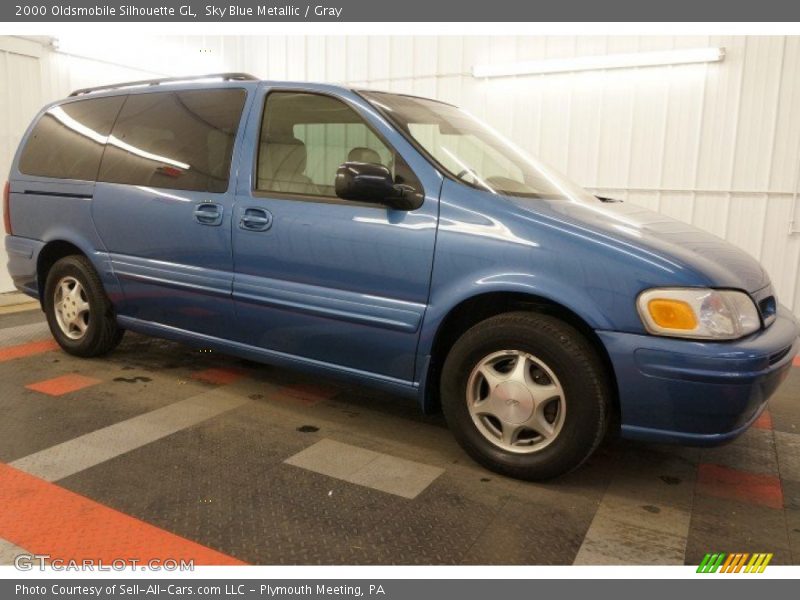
<box><xmin>637</xmin><ymin>288</ymin><xmax>761</xmax><ymax>340</ymax></box>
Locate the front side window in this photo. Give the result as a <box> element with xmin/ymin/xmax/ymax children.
<box><xmin>98</xmin><ymin>89</ymin><xmax>246</xmax><ymax>193</ymax></box>
<box><xmin>19</xmin><ymin>96</ymin><xmax>125</xmax><ymax>181</ymax></box>
<box><xmin>362</xmin><ymin>91</ymin><xmax>599</xmax><ymax>203</ymax></box>
<box><xmin>256</xmin><ymin>92</ymin><xmax>421</xmax><ymax>198</ymax></box>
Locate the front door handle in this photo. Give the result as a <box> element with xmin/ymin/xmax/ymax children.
<box><xmin>193</xmin><ymin>202</ymin><xmax>223</xmax><ymax>226</ymax></box>
<box><xmin>239</xmin><ymin>207</ymin><xmax>273</xmax><ymax>232</ymax></box>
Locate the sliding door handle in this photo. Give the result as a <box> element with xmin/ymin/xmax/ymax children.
<box><xmin>239</xmin><ymin>207</ymin><xmax>273</xmax><ymax>232</ymax></box>
<box><xmin>193</xmin><ymin>203</ymin><xmax>224</xmax><ymax>226</ymax></box>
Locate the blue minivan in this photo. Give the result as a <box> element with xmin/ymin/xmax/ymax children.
<box><xmin>4</xmin><ymin>73</ymin><xmax>798</xmax><ymax>479</ymax></box>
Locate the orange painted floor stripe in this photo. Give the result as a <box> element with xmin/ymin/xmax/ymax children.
<box><xmin>697</xmin><ymin>463</ymin><xmax>783</xmax><ymax>510</ymax></box>
<box><xmin>26</xmin><ymin>374</ymin><xmax>102</xmax><ymax>396</ymax></box>
<box><xmin>0</xmin><ymin>338</ymin><xmax>58</xmax><ymax>363</ymax></box>
<box><xmin>191</xmin><ymin>367</ymin><xmax>246</xmax><ymax>386</ymax></box>
<box><xmin>0</xmin><ymin>462</ymin><xmax>244</xmax><ymax>565</ymax></box>
<box><xmin>752</xmin><ymin>410</ymin><xmax>773</xmax><ymax>430</ymax></box>
<box><xmin>279</xmin><ymin>383</ymin><xmax>337</xmax><ymax>405</ymax></box>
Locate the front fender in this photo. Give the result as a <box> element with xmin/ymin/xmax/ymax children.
<box><xmin>418</xmin><ymin>271</ymin><xmax>613</xmax><ymax>358</ymax></box>
<box><xmin>413</xmin><ymin>272</ymin><xmax>614</xmax><ymax>411</ymax></box>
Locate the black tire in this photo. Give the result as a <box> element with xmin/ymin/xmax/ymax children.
<box><xmin>43</xmin><ymin>255</ymin><xmax>124</xmax><ymax>357</ymax></box>
<box><xmin>441</xmin><ymin>311</ymin><xmax>610</xmax><ymax>481</ymax></box>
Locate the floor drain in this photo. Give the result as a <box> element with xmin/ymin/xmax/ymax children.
<box><xmin>297</xmin><ymin>425</ymin><xmax>319</xmax><ymax>433</ymax></box>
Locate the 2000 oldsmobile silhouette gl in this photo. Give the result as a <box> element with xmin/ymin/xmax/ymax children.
<box><xmin>5</xmin><ymin>73</ymin><xmax>798</xmax><ymax>479</ymax></box>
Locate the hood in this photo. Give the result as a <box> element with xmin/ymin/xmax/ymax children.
<box><xmin>510</xmin><ymin>196</ymin><xmax>770</xmax><ymax>293</ymax></box>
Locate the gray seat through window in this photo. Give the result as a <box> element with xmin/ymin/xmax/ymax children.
<box><xmin>258</xmin><ymin>136</ymin><xmax>318</xmax><ymax>195</ymax></box>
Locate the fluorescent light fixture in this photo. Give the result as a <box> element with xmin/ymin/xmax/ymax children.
<box><xmin>472</xmin><ymin>47</ymin><xmax>725</xmax><ymax>78</ymax></box>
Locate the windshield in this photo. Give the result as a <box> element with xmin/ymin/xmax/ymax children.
<box><xmin>362</xmin><ymin>91</ymin><xmax>600</xmax><ymax>202</ymax></box>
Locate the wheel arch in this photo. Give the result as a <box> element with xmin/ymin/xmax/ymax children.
<box><xmin>36</xmin><ymin>240</ymin><xmax>88</xmax><ymax>302</ymax></box>
<box><xmin>420</xmin><ymin>290</ymin><xmax>620</xmax><ymax>424</ymax></box>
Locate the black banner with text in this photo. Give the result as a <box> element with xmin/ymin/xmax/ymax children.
<box><xmin>3</xmin><ymin>0</ymin><xmax>800</xmax><ymax>22</ymax></box>
<box><xmin>5</xmin><ymin>579</ymin><xmax>800</xmax><ymax>600</ymax></box>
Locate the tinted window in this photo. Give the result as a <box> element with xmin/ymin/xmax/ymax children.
<box><xmin>256</xmin><ymin>92</ymin><xmax>421</xmax><ymax>198</ymax></box>
<box><xmin>19</xmin><ymin>96</ymin><xmax>125</xmax><ymax>181</ymax></box>
<box><xmin>98</xmin><ymin>89</ymin><xmax>246</xmax><ymax>193</ymax></box>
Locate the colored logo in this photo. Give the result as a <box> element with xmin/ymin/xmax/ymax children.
<box><xmin>697</xmin><ymin>552</ymin><xmax>773</xmax><ymax>573</ymax></box>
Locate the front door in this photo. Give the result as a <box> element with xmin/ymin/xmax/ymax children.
<box><xmin>231</xmin><ymin>88</ymin><xmax>441</xmax><ymax>384</ymax></box>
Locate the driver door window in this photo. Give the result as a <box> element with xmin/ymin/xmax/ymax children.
<box><xmin>256</xmin><ymin>92</ymin><xmax>421</xmax><ymax>198</ymax></box>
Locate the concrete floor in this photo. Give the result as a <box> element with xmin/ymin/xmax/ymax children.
<box><xmin>0</xmin><ymin>306</ymin><xmax>798</xmax><ymax>566</ymax></box>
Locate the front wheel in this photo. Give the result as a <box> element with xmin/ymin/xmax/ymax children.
<box><xmin>43</xmin><ymin>255</ymin><xmax>124</xmax><ymax>357</ymax></box>
<box><xmin>441</xmin><ymin>311</ymin><xmax>611</xmax><ymax>480</ymax></box>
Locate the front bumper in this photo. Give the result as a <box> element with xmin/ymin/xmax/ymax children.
<box><xmin>598</xmin><ymin>305</ymin><xmax>799</xmax><ymax>446</ymax></box>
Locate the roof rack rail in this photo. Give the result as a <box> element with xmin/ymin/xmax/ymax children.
<box><xmin>69</xmin><ymin>72</ymin><xmax>259</xmax><ymax>97</ymax></box>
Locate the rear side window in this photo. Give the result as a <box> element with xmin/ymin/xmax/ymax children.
<box><xmin>98</xmin><ymin>89</ymin><xmax>246</xmax><ymax>193</ymax></box>
<box><xmin>18</xmin><ymin>96</ymin><xmax>125</xmax><ymax>181</ymax></box>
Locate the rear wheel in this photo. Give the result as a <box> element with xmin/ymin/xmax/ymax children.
<box><xmin>441</xmin><ymin>311</ymin><xmax>610</xmax><ymax>480</ymax></box>
<box><xmin>44</xmin><ymin>255</ymin><xmax>124</xmax><ymax>357</ymax></box>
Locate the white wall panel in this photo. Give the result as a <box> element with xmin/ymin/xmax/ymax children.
<box><xmin>692</xmin><ymin>192</ymin><xmax>729</xmax><ymax>239</ymax></box>
<box><xmin>732</xmin><ymin>37</ymin><xmax>784</xmax><ymax>192</ymax></box>
<box><xmin>727</xmin><ymin>194</ymin><xmax>768</xmax><ymax>260</ymax></box>
<box><xmin>771</xmin><ymin>36</ymin><xmax>800</xmax><ymax>192</ymax></box>
<box><xmin>0</xmin><ymin>44</ymin><xmax>42</xmax><ymax>292</ymax></box>
<box><xmin>1</xmin><ymin>34</ymin><xmax>799</xmax><ymax>320</ymax></box>
<box><xmin>347</xmin><ymin>36</ymin><xmax>369</xmax><ymax>82</ymax></box>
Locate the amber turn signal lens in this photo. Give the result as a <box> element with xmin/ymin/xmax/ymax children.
<box><xmin>647</xmin><ymin>299</ymin><xmax>698</xmax><ymax>330</ymax></box>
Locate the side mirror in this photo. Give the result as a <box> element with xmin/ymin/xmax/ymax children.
<box><xmin>335</xmin><ymin>162</ymin><xmax>420</xmax><ymax>210</ymax></box>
